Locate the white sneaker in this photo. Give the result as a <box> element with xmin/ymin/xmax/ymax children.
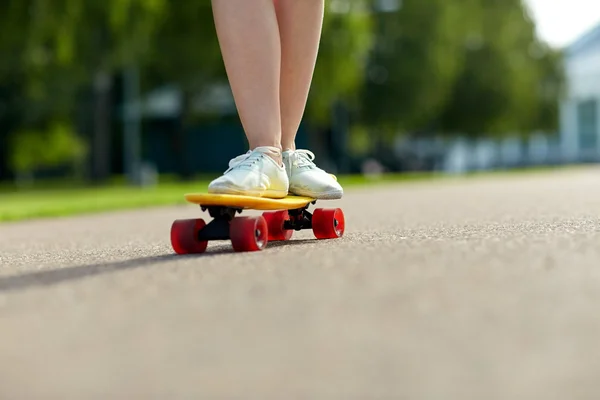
<box><xmin>283</xmin><ymin>149</ymin><xmax>343</xmax><ymax>199</ymax></box>
<box><xmin>208</xmin><ymin>146</ymin><xmax>289</xmax><ymax>198</ymax></box>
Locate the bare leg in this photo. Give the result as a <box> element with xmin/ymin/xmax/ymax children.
<box><xmin>275</xmin><ymin>0</ymin><xmax>325</xmax><ymax>151</ymax></box>
<box><xmin>211</xmin><ymin>0</ymin><xmax>282</xmax><ymax>160</ymax></box>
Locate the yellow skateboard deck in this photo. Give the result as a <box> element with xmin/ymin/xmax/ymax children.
<box><xmin>185</xmin><ymin>193</ymin><xmax>316</xmax><ymax>211</ymax></box>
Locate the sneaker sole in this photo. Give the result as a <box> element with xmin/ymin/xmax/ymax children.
<box><xmin>289</xmin><ymin>188</ymin><xmax>343</xmax><ymax>200</ymax></box>
<box><xmin>208</xmin><ymin>186</ymin><xmax>288</xmax><ymax>199</ymax></box>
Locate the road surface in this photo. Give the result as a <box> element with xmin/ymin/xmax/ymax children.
<box><xmin>1</xmin><ymin>169</ymin><xmax>600</xmax><ymax>399</ymax></box>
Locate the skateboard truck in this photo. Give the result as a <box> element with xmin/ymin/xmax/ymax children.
<box><xmin>195</xmin><ymin>206</ymin><xmax>239</xmax><ymax>242</ymax></box>
<box><xmin>285</xmin><ymin>207</ymin><xmax>313</xmax><ymax>231</ymax></box>
<box><xmin>197</xmin><ymin>205</ymin><xmax>312</xmax><ymax>241</ymax></box>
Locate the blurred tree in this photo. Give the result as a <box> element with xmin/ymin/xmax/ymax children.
<box><xmin>361</xmin><ymin>0</ymin><xmax>564</xmax><ymax>140</ymax></box>
<box><xmin>438</xmin><ymin>0</ymin><xmax>542</xmax><ymax>136</ymax></box>
<box><xmin>71</xmin><ymin>0</ymin><xmax>166</xmax><ymax>182</ymax></box>
<box><xmin>0</xmin><ymin>1</ymin><xmax>29</xmax><ymax>180</ymax></box>
<box><xmin>361</xmin><ymin>0</ymin><xmax>464</xmax><ymax>139</ymax></box>
<box><xmin>0</xmin><ymin>0</ymin><xmax>567</xmax><ymax>183</ymax></box>
<box><xmin>145</xmin><ymin>2</ymin><xmax>224</xmax><ymax>179</ymax></box>
<box><xmin>1</xmin><ymin>0</ymin><xmax>166</xmax><ymax>182</ymax></box>
<box><xmin>0</xmin><ymin>0</ymin><xmax>85</xmax><ymax>181</ymax></box>
<box><xmin>148</xmin><ymin>2</ymin><xmax>223</xmax><ymax>92</ymax></box>
<box><xmin>9</xmin><ymin>122</ymin><xmax>87</xmax><ymax>186</ymax></box>
<box><xmin>308</xmin><ymin>1</ymin><xmax>374</xmax><ymax>124</ymax></box>
<box><xmin>305</xmin><ymin>0</ymin><xmax>374</xmax><ymax>167</ymax></box>
<box><xmin>530</xmin><ymin>46</ymin><xmax>565</xmax><ymax>132</ymax></box>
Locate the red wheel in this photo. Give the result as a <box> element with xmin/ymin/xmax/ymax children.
<box><xmin>171</xmin><ymin>219</ymin><xmax>208</xmax><ymax>255</ymax></box>
<box><xmin>312</xmin><ymin>208</ymin><xmax>345</xmax><ymax>239</ymax></box>
<box><xmin>230</xmin><ymin>216</ymin><xmax>269</xmax><ymax>252</ymax></box>
<box><xmin>262</xmin><ymin>210</ymin><xmax>293</xmax><ymax>241</ymax></box>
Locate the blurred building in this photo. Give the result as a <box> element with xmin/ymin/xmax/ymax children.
<box><xmin>560</xmin><ymin>23</ymin><xmax>600</xmax><ymax>162</ymax></box>
<box><xmin>126</xmin><ymin>83</ymin><xmax>310</xmax><ymax>177</ymax></box>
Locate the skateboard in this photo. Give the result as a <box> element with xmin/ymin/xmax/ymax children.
<box><xmin>170</xmin><ymin>193</ymin><xmax>345</xmax><ymax>254</ymax></box>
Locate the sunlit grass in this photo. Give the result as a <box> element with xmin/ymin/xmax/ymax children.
<box><xmin>0</xmin><ymin>180</ymin><xmax>210</xmax><ymax>222</ymax></box>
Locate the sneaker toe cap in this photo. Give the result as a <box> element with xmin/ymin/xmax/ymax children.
<box><xmin>208</xmin><ymin>175</ymin><xmax>246</xmax><ymax>193</ymax></box>
<box><xmin>291</xmin><ymin>172</ymin><xmax>343</xmax><ymax>198</ymax></box>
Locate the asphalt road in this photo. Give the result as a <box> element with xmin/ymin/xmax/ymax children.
<box><xmin>2</xmin><ymin>169</ymin><xmax>600</xmax><ymax>399</ymax></box>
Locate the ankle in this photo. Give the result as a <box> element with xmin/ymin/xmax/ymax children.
<box><xmin>252</xmin><ymin>145</ymin><xmax>283</xmax><ymax>167</ymax></box>
<box><xmin>249</xmin><ymin>139</ymin><xmax>282</xmax><ymax>150</ymax></box>
<box><xmin>269</xmin><ymin>153</ymin><xmax>283</xmax><ymax>166</ymax></box>
<box><xmin>282</xmin><ymin>143</ymin><xmax>296</xmax><ymax>152</ymax></box>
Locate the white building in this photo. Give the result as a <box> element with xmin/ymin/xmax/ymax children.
<box><xmin>560</xmin><ymin>23</ymin><xmax>600</xmax><ymax>162</ymax></box>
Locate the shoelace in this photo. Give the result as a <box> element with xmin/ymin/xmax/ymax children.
<box><xmin>290</xmin><ymin>149</ymin><xmax>316</xmax><ymax>168</ymax></box>
<box><xmin>225</xmin><ymin>146</ymin><xmax>281</xmax><ymax>172</ymax></box>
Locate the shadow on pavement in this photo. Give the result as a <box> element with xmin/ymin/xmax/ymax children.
<box><xmin>0</xmin><ymin>239</ymin><xmax>318</xmax><ymax>293</ymax></box>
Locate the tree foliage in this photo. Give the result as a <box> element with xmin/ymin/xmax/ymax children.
<box><xmin>308</xmin><ymin>1</ymin><xmax>374</xmax><ymax>125</ymax></box>
<box><xmin>362</xmin><ymin>0</ymin><xmax>464</xmax><ymax>135</ymax></box>
<box><xmin>361</xmin><ymin>0</ymin><xmax>565</xmax><ymax>137</ymax></box>
<box><xmin>438</xmin><ymin>0</ymin><xmax>542</xmax><ymax>136</ymax></box>
<box><xmin>0</xmin><ymin>0</ymin><xmax>566</xmax><ymax>181</ymax></box>
<box><xmin>147</xmin><ymin>2</ymin><xmax>223</xmax><ymax>90</ymax></box>
<box><xmin>9</xmin><ymin>122</ymin><xmax>86</xmax><ymax>175</ymax></box>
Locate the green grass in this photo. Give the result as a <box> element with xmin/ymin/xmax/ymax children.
<box><xmin>0</xmin><ymin>166</ymin><xmax>580</xmax><ymax>223</ymax></box>
<box><xmin>0</xmin><ymin>180</ymin><xmax>210</xmax><ymax>222</ymax></box>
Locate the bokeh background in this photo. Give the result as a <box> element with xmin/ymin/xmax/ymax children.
<box><xmin>0</xmin><ymin>0</ymin><xmax>598</xmax><ymax>219</ymax></box>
